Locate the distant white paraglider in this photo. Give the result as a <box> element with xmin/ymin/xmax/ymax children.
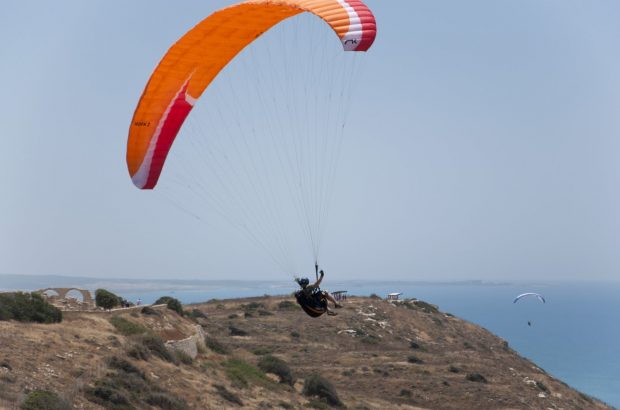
<box><xmin>513</xmin><ymin>292</ymin><xmax>546</xmax><ymax>304</ymax></box>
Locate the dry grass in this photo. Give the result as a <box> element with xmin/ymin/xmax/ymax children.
<box><xmin>0</xmin><ymin>296</ymin><xmax>613</xmax><ymax>410</ymax></box>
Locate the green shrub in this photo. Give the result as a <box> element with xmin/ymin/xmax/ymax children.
<box><xmin>95</xmin><ymin>289</ymin><xmax>120</xmax><ymax>310</ymax></box>
<box><xmin>399</xmin><ymin>389</ymin><xmax>412</xmax><ymax>398</ymax></box>
<box><xmin>448</xmin><ymin>365</ymin><xmax>460</xmax><ymax>373</ymax></box>
<box><xmin>224</xmin><ymin>358</ymin><xmax>268</xmax><ymax>388</ymax></box>
<box><xmin>21</xmin><ymin>390</ymin><xmax>70</xmax><ymax>410</ymax></box>
<box><xmin>0</xmin><ymin>305</ymin><xmax>10</xmax><ymax>321</ymax></box>
<box><xmin>258</xmin><ymin>310</ymin><xmax>273</xmax><ymax>316</ymax></box>
<box><xmin>258</xmin><ymin>355</ymin><xmax>295</xmax><ymax>386</ymax></box>
<box><xmin>109</xmin><ymin>316</ymin><xmax>147</xmax><ymax>336</ymax></box>
<box><xmin>205</xmin><ymin>336</ymin><xmax>229</xmax><ymax>355</ymax></box>
<box><xmin>290</xmin><ymin>331</ymin><xmax>300</xmax><ymax>338</ymax></box>
<box><xmin>409</xmin><ymin>341</ymin><xmax>421</xmax><ymax>350</ymax></box>
<box><xmin>369</xmin><ymin>293</ymin><xmax>381</xmax><ymax>300</ymax></box>
<box><xmin>154</xmin><ymin>296</ymin><xmax>184</xmax><ymax>316</ymax></box>
<box><xmin>302</xmin><ymin>373</ymin><xmax>343</xmax><ymax>407</ymax></box>
<box><xmin>0</xmin><ymin>292</ymin><xmax>62</xmax><ymax>323</ymax></box>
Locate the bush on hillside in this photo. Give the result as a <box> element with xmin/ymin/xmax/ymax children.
<box><xmin>85</xmin><ymin>354</ymin><xmax>187</xmax><ymax>409</ymax></box>
<box><xmin>229</xmin><ymin>325</ymin><xmax>248</xmax><ymax>336</ymax></box>
<box><xmin>146</xmin><ymin>392</ymin><xmax>189</xmax><ymax>409</ymax></box>
<box><xmin>414</xmin><ymin>300</ymin><xmax>439</xmax><ymax>314</ymax></box>
<box><xmin>139</xmin><ymin>334</ymin><xmax>177</xmax><ymax>364</ymax></box>
<box><xmin>302</xmin><ymin>373</ymin><xmax>343</xmax><ymax>407</ymax></box>
<box><xmin>95</xmin><ymin>289</ymin><xmax>120</xmax><ymax>310</ymax></box>
<box><xmin>127</xmin><ymin>342</ymin><xmax>151</xmax><ymax>361</ymax></box>
<box><xmin>257</xmin><ymin>355</ymin><xmax>295</xmax><ymax>386</ymax></box>
<box><xmin>407</xmin><ymin>355</ymin><xmax>423</xmax><ymax>364</ymax></box>
<box><xmin>154</xmin><ymin>296</ymin><xmax>184</xmax><ymax>316</ymax></box>
<box><xmin>0</xmin><ymin>292</ymin><xmax>62</xmax><ymax>323</ymax></box>
<box><xmin>466</xmin><ymin>373</ymin><xmax>487</xmax><ymax>383</ymax></box>
<box><xmin>109</xmin><ymin>316</ymin><xmax>147</xmax><ymax>336</ymax></box>
<box><xmin>224</xmin><ymin>358</ymin><xmax>269</xmax><ymax>389</ymax></box>
<box><xmin>21</xmin><ymin>390</ymin><xmax>70</xmax><ymax>410</ymax></box>
<box><xmin>140</xmin><ymin>306</ymin><xmax>160</xmax><ymax>316</ymax></box>
<box><xmin>189</xmin><ymin>309</ymin><xmax>207</xmax><ymax>319</ymax></box>
<box><xmin>107</xmin><ymin>356</ymin><xmax>144</xmax><ymax>378</ymax></box>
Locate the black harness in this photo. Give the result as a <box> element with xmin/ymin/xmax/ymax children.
<box><xmin>294</xmin><ymin>288</ymin><xmax>327</xmax><ymax>318</ymax></box>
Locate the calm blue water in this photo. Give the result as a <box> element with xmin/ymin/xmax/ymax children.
<box><xmin>121</xmin><ymin>281</ymin><xmax>619</xmax><ymax>408</ymax></box>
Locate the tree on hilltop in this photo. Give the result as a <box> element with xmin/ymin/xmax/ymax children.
<box><xmin>95</xmin><ymin>289</ymin><xmax>120</xmax><ymax>310</ymax></box>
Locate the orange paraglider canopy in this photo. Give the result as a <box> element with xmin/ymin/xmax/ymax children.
<box><xmin>126</xmin><ymin>0</ymin><xmax>377</xmax><ymax>189</ymax></box>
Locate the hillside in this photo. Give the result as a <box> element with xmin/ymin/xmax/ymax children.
<box><xmin>0</xmin><ymin>295</ymin><xmax>611</xmax><ymax>409</ymax></box>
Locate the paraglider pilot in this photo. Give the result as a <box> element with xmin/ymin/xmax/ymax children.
<box><xmin>295</xmin><ymin>267</ymin><xmax>342</xmax><ymax>317</ymax></box>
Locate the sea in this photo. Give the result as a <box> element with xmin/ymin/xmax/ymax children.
<box><xmin>2</xmin><ymin>276</ymin><xmax>618</xmax><ymax>408</ymax></box>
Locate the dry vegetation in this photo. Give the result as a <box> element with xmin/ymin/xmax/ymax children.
<box><xmin>0</xmin><ymin>296</ymin><xmax>613</xmax><ymax>409</ymax></box>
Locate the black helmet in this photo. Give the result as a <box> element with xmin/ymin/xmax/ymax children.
<box><xmin>299</xmin><ymin>278</ymin><xmax>310</xmax><ymax>287</ymax></box>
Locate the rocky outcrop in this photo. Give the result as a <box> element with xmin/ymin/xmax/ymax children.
<box><xmin>165</xmin><ymin>325</ymin><xmax>206</xmax><ymax>359</ymax></box>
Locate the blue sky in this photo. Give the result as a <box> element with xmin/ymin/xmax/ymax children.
<box><xmin>1</xmin><ymin>1</ymin><xmax>619</xmax><ymax>281</ymax></box>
